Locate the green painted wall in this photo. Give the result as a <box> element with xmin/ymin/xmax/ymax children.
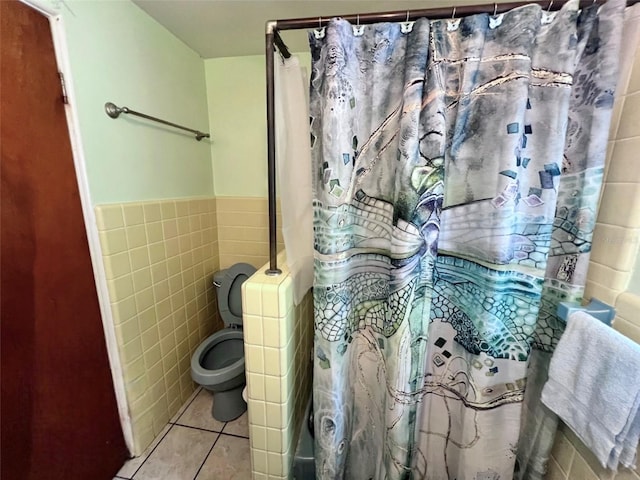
<box><xmin>205</xmin><ymin>53</ymin><xmax>311</xmax><ymax>197</ymax></box>
<box><xmin>55</xmin><ymin>0</ymin><xmax>213</xmax><ymax>205</ymax></box>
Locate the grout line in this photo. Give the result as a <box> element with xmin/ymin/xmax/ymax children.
<box><xmin>192</xmin><ymin>431</ymin><xmax>222</xmax><ymax>480</ymax></box>
<box><xmin>171</xmin><ymin>391</ymin><xmax>249</xmax><ymax>437</ymax></box>
<box><xmin>218</xmin><ymin>430</ymin><xmax>250</xmax><ymax>440</ymax></box>
<box><xmin>130</xmin><ymin>424</ymin><xmax>175</xmax><ymax>479</ymax></box>
<box><xmin>593</xmin><ymin>220</ymin><xmax>640</xmax><ymax>229</ymax></box>
<box><xmin>173</xmin><ymin>422</ymin><xmax>226</xmax><ymax>435</ymax></box>
<box><xmin>588</xmin><ymin>259</ymin><xmax>633</xmax><ymax>273</ymax></box>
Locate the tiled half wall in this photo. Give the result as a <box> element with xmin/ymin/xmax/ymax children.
<box><xmin>242</xmin><ymin>252</ymin><xmax>314</xmax><ymax>479</ymax></box>
<box><xmin>95</xmin><ymin>197</ymin><xmax>222</xmax><ymax>455</ymax></box>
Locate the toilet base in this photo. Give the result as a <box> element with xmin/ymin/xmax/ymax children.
<box><xmin>212</xmin><ymin>384</ymin><xmax>247</xmax><ymax>422</ymax></box>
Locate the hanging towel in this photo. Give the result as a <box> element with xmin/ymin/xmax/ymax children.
<box><xmin>275</xmin><ymin>56</ymin><xmax>314</xmax><ymax>305</ymax></box>
<box><xmin>541</xmin><ymin>311</ymin><xmax>640</xmax><ymax>470</ymax></box>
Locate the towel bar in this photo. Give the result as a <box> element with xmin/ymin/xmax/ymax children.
<box><xmin>557</xmin><ymin>298</ymin><xmax>615</xmax><ymax>326</ymax></box>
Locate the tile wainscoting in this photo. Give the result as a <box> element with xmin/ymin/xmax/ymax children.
<box><xmin>97</xmin><ymin>195</ymin><xmax>290</xmax><ymax>458</ymax></box>
<box><xmin>96</xmin><ymin>197</ymin><xmax>222</xmax><ymax>455</ymax></box>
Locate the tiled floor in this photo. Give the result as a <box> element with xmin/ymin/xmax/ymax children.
<box><xmin>115</xmin><ymin>388</ymin><xmax>251</xmax><ymax>480</ymax></box>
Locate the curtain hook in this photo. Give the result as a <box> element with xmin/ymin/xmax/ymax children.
<box><xmin>401</xmin><ymin>11</ymin><xmax>413</xmax><ymax>33</ymax></box>
<box><xmin>493</xmin><ymin>3</ymin><xmax>498</xmax><ymax>16</ymax></box>
<box><xmin>447</xmin><ymin>6</ymin><xmax>460</xmax><ymax>31</ymax></box>
<box><xmin>314</xmin><ymin>16</ymin><xmax>326</xmax><ymax>38</ymax></box>
<box><xmin>353</xmin><ymin>13</ymin><xmax>365</xmax><ymax>36</ymax></box>
<box><xmin>547</xmin><ymin>0</ymin><xmax>554</xmax><ymax>12</ymax></box>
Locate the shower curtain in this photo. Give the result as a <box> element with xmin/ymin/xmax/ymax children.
<box><xmin>309</xmin><ymin>1</ymin><xmax>623</xmax><ymax>479</ymax></box>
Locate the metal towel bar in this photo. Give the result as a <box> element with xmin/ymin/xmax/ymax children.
<box><xmin>104</xmin><ymin>102</ymin><xmax>210</xmax><ymax>141</ymax></box>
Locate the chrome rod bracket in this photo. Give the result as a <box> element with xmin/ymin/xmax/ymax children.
<box><xmin>105</xmin><ymin>101</ymin><xmax>122</xmax><ymax>119</ymax></box>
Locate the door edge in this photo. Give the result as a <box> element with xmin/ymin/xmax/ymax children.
<box><xmin>18</xmin><ymin>0</ymin><xmax>135</xmax><ymax>456</ymax></box>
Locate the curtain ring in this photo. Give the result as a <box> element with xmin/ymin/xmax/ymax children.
<box><xmin>319</xmin><ymin>17</ymin><xmax>322</xmax><ymax>28</ymax></box>
<box><xmin>356</xmin><ymin>14</ymin><xmax>360</xmax><ymax>26</ymax></box>
<box><xmin>406</xmin><ymin>11</ymin><xmax>410</xmax><ymax>22</ymax></box>
<box><xmin>493</xmin><ymin>3</ymin><xmax>498</xmax><ymax>16</ymax></box>
<box><xmin>451</xmin><ymin>6</ymin><xmax>456</xmax><ymax>19</ymax></box>
<box><xmin>547</xmin><ymin>0</ymin><xmax>554</xmax><ymax>12</ymax></box>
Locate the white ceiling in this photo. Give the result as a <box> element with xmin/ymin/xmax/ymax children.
<box><xmin>132</xmin><ymin>0</ymin><xmax>517</xmax><ymax>59</ymax></box>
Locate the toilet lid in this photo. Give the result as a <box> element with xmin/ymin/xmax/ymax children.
<box><xmin>219</xmin><ymin>263</ymin><xmax>256</xmax><ymax>327</ymax></box>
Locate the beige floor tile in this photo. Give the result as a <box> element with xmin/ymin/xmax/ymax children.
<box><xmin>117</xmin><ymin>424</ymin><xmax>172</xmax><ymax>478</ymax></box>
<box><xmin>174</xmin><ymin>388</ymin><xmax>225</xmax><ymax>432</ymax></box>
<box><xmin>195</xmin><ymin>434</ymin><xmax>251</xmax><ymax>480</ymax></box>
<box><xmin>133</xmin><ymin>425</ymin><xmax>218</xmax><ymax>480</ymax></box>
<box><xmin>223</xmin><ymin>411</ymin><xmax>249</xmax><ymax>438</ymax></box>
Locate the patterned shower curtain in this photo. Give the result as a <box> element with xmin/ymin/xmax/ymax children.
<box><xmin>309</xmin><ymin>1</ymin><xmax>623</xmax><ymax>479</ymax></box>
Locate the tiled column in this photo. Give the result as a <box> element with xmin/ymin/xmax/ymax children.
<box><xmin>242</xmin><ymin>253</ymin><xmax>313</xmax><ymax>480</ymax></box>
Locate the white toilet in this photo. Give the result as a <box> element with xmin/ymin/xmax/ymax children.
<box><xmin>190</xmin><ymin>263</ymin><xmax>256</xmax><ymax>421</ymax></box>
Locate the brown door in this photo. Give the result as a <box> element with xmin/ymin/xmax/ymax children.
<box><xmin>0</xmin><ymin>1</ymin><xmax>128</xmax><ymax>478</ymax></box>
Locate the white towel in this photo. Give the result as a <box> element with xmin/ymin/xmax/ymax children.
<box><xmin>541</xmin><ymin>311</ymin><xmax>640</xmax><ymax>470</ymax></box>
<box><xmin>275</xmin><ymin>56</ymin><xmax>314</xmax><ymax>305</ymax></box>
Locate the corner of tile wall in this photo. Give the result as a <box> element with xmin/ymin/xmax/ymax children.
<box><xmin>242</xmin><ymin>254</ymin><xmax>314</xmax><ymax>479</ymax></box>
<box><xmin>95</xmin><ymin>197</ymin><xmax>221</xmax><ymax>455</ymax></box>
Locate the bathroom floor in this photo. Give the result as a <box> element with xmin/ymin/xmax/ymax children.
<box><xmin>114</xmin><ymin>387</ymin><xmax>251</xmax><ymax>480</ymax></box>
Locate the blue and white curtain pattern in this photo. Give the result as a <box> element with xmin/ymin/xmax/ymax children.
<box><xmin>309</xmin><ymin>1</ymin><xmax>623</xmax><ymax>479</ymax></box>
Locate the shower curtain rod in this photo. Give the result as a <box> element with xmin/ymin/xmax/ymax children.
<box><xmin>263</xmin><ymin>0</ymin><xmax>638</xmax><ymax>275</ymax></box>
<box><xmin>273</xmin><ymin>0</ymin><xmax>637</xmax><ymax>31</ymax></box>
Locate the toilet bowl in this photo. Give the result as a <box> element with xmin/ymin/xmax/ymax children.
<box><xmin>190</xmin><ymin>263</ymin><xmax>256</xmax><ymax>421</ymax></box>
